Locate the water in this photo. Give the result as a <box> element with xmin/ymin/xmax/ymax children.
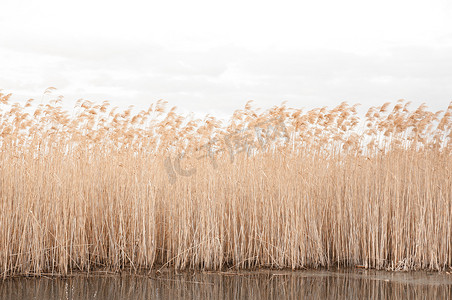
<box><xmin>1</xmin><ymin>269</ymin><xmax>451</xmax><ymax>299</ymax></box>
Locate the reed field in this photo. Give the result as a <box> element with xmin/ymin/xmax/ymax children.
<box><xmin>0</xmin><ymin>89</ymin><xmax>451</xmax><ymax>277</ymax></box>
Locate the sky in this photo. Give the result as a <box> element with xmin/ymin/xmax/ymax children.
<box><xmin>1</xmin><ymin>0</ymin><xmax>452</xmax><ymax>117</ymax></box>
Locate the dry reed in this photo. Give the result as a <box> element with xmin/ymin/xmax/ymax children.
<box><xmin>0</xmin><ymin>91</ymin><xmax>451</xmax><ymax>277</ymax></box>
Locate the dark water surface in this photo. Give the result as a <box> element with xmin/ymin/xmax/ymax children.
<box><xmin>1</xmin><ymin>269</ymin><xmax>451</xmax><ymax>299</ymax></box>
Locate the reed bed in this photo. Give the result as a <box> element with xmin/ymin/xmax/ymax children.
<box><xmin>0</xmin><ymin>90</ymin><xmax>451</xmax><ymax>277</ymax></box>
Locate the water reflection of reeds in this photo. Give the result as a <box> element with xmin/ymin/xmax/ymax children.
<box><xmin>1</xmin><ymin>271</ymin><xmax>451</xmax><ymax>300</ymax></box>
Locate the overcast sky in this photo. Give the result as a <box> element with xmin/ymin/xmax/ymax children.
<box><xmin>1</xmin><ymin>0</ymin><xmax>452</xmax><ymax>117</ymax></box>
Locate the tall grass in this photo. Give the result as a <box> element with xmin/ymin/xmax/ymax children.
<box><xmin>0</xmin><ymin>90</ymin><xmax>451</xmax><ymax>277</ymax></box>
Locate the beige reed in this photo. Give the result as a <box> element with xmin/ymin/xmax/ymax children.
<box><xmin>0</xmin><ymin>90</ymin><xmax>451</xmax><ymax>277</ymax></box>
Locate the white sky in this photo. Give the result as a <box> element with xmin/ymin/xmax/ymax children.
<box><xmin>1</xmin><ymin>0</ymin><xmax>452</xmax><ymax>117</ymax></box>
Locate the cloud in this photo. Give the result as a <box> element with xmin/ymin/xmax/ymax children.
<box><xmin>1</xmin><ymin>36</ymin><xmax>451</xmax><ymax>117</ymax></box>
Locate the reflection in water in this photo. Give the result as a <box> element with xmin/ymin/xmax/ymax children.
<box><xmin>1</xmin><ymin>270</ymin><xmax>451</xmax><ymax>300</ymax></box>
